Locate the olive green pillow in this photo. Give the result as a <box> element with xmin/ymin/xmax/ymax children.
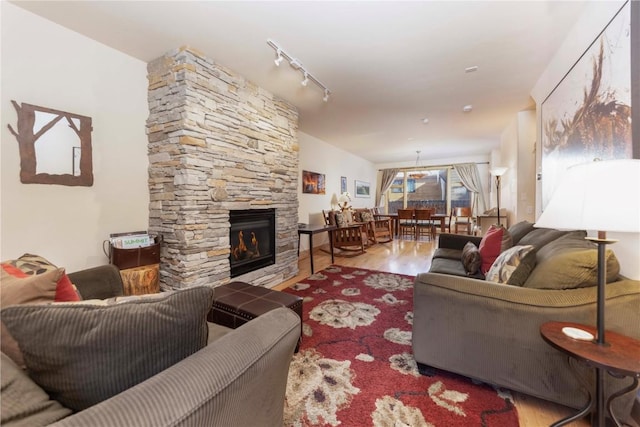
<box><xmin>523</xmin><ymin>248</ymin><xmax>620</xmax><ymax>290</ymax></box>
<box><xmin>1</xmin><ymin>286</ymin><xmax>214</xmax><ymax>411</ymax></box>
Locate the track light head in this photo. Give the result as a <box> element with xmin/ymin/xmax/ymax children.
<box><xmin>301</xmin><ymin>73</ymin><xmax>309</xmax><ymax>87</ymax></box>
<box><xmin>274</xmin><ymin>49</ymin><xmax>283</xmax><ymax>66</ymax></box>
<box><xmin>323</xmin><ymin>90</ymin><xmax>330</xmax><ymax>102</ymax></box>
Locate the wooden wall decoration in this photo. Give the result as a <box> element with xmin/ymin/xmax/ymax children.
<box><xmin>7</xmin><ymin>101</ymin><xmax>93</xmax><ymax>186</ymax></box>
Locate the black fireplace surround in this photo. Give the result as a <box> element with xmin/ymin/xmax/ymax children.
<box><xmin>229</xmin><ymin>209</ymin><xmax>276</xmax><ymax>278</ymax></box>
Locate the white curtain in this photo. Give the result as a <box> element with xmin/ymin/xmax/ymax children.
<box><xmin>375</xmin><ymin>169</ymin><xmax>399</xmax><ymax>207</ymax></box>
<box><xmin>453</xmin><ymin>163</ymin><xmax>486</xmax><ymax>216</ymax></box>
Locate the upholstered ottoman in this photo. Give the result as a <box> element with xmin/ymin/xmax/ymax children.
<box><xmin>208</xmin><ymin>281</ymin><xmax>303</xmax><ymax>351</ymax></box>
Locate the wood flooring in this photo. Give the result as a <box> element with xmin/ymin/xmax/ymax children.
<box><xmin>275</xmin><ymin>237</ymin><xmax>590</xmax><ymax>427</ymax></box>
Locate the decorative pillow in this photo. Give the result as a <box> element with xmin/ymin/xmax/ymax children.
<box><xmin>1</xmin><ymin>286</ymin><xmax>214</xmax><ymax>411</ymax></box>
<box><xmin>1</xmin><ymin>352</ymin><xmax>72</xmax><ymax>426</ymax></box>
<box><xmin>485</xmin><ymin>245</ymin><xmax>536</xmax><ymax>285</ymax></box>
<box><xmin>0</xmin><ymin>266</ymin><xmax>63</xmax><ymax>368</ymax></box>
<box><xmin>517</xmin><ymin>228</ymin><xmax>568</xmax><ymax>251</ymax></box>
<box><xmin>523</xmin><ymin>248</ymin><xmax>620</xmax><ymax>290</ymax></box>
<box><xmin>360</xmin><ymin>211</ymin><xmax>374</xmax><ymax>222</ymax></box>
<box><xmin>507</xmin><ymin>221</ymin><xmax>535</xmax><ymax>246</ymax></box>
<box><xmin>478</xmin><ymin>225</ymin><xmax>511</xmax><ymax>274</ymax></box>
<box><xmin>5</xmin><ymin>254</ymin><xmax>81</xmax><ymax>302</ymax></box>
<box><xmin>461</xmin><ymin>242</ymin><xmax>482</xmax><ymax>275</ymax></box>
<box><xmin>352</xmin><ymin>211</ymin><xmax>363</xmax><ymax>222</ymax></box>
<box><xmin>334</xmin><ymin>211</ymin><xmax>348</xmax><ymax>228</ymax></box>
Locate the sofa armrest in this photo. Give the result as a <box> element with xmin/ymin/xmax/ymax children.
<box><xmin>437</xmin><ymin>233</ymin><xmax>482</xmax><ymax>251</ymax></box>
<box><xmin>51</xmin><ymin>307</ymin><xmax>301</xmax><ymax>427</ymax></box>
<box><xmin>67</xmin><ymin>265</ymin><xmax>124</xmax><ymax>300</ymax></box>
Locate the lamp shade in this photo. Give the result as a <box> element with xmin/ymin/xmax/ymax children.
<box><xmin>536</xmin><ymin>159</ymin><xmax>640</xmax><ymax>233</ymax></box>
<box><xmin>490</xmin><ymin>166</ymin><xmax>508</xmax><ymax>177</ymax></box>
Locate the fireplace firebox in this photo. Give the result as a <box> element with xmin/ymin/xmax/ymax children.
<box><xmin>229</xmin><ymin>209</ymin><xmax>276</xmax><ymax>278</ymax></box>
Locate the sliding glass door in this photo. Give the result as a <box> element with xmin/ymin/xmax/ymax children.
<box><xmin>385</xmin><ymin>168</ymin><xmax>470</xmax><ymax>214</ymax></box>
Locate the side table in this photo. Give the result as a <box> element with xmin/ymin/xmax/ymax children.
<box><xmin>120</xmin><ymin>263</ymin><xmax>160</xmax><ymax>295</ymax></box>
<box><xmin>540</xmin><ymin>321</ymin><xmax>640</xmax><ymax>427</ymax></box>
<box><xmin>297</xmin><ymin>224</ymin><xmax>336</xmax><ymax>274</ymax></box>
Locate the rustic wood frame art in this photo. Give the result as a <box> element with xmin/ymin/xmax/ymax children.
<box><xmin>7</xmin><ymin>101</ymin><xmax>94</xmax><ymax>186</ymax></box>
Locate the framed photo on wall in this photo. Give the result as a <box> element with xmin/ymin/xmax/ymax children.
<box><xmin>540</xmin><ymin>1</ymin><xmax>636</xmax><ymax>208</ymax></box>
<box><xmin>354</xmin><ymin>180</ymin><xmax>370</xmax><ymax>198</ymax></box>
<box><xmin>302</xmin><ymin>170</ymin><xmax>325</xmax><ymax>194</ymax></box>
<box><xmin>340</xmin><ymin>176</ymin><xmax>347</xmax><ymax>193</ymax></box>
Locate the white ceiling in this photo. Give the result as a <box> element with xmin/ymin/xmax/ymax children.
<box><xmin>11</xmin><ymin>1</ymin><xmax>588</xmax><ymax>164</ymax></box>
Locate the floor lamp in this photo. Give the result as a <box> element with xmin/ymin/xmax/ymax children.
<box><xmin>490</xmin><ymin>167</ymin><xmax>507</xmax><ymax>226</ymax></box>
<box><xmin>535</xmin><ymin>159</ymin><xmax>640</xmax><ymax>426</ymax></box>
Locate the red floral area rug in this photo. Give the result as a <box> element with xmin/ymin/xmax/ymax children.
<box><xmin>282</xmin><ymin>265</ymin><xmax>519</xmax><ymax>427</ymax></box>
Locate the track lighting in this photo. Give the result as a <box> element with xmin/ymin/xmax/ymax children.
<box><xmin>267</xmin><ymin>39</ymin><xmax>331</xmax><ymax>102</ymax></box>
<box><xmin>274</xmin><ymin>49</ymin><xmax>283</xmax><ymax>66</ymax></box>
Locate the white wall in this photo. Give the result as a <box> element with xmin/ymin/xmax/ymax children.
<box><xmin>1</xmin><ymin>3</ymin><xmax>150</xmax><ymax>272</ymax></box>
<box><xmin>531</xmin><ymin>0</ymin><xmax>639</xmax><ymax>280</ymax></box>
<box><xmin>298</xmin><ymin>131</ymin><xmax>377</xmax><ymax>251</ymax></box>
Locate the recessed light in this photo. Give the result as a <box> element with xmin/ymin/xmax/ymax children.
<box><xmin>407</xmin><ymin>137</ymin><xmax>414</xmax><ymax>141</ymax></box>
<box><xmin>422</xmin><ymin>118</ymin><xmax>429</xmax><ymax>124</ymax></box>
<box><xmin>465</xmin><ymin>66</ymin><xmax>478</xmax><ymax>73</ymax></box>
<box><xmin>463</xmin><ymin>105</ymin><xmax>473</xmax><ymax>112</ymax></box>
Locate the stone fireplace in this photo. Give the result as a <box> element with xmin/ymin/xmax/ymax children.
<box><xmin>146</xmin><ymin>46</ymin><xmax>299</xmax><ymax>290</ymax></box>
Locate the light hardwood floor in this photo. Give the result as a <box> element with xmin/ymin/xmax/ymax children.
<box><xmin>275</xmin><ymin>238</ymin><xmax>589</xmax><ymax>427</ymax></box>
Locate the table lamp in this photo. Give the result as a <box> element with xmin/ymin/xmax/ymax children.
<box><xmin>535</xmin><ymin>159</ymin><xmax>640</xmax><ymax>426</ymax></box>
<box><xmin>490</xmin><ymin>167</ymin><xmax>508</xmax><ymax>226</ymax></box>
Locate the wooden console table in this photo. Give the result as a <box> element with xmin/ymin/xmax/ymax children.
<box><xmin>540</xmin><ymin>321</ymin><xmax>640</xmax><ymax>427</ymax></box>
<box><xmin>297</xmin><ymin>224</ymin><xmax>336</xmax><ymax>274</ymax></box>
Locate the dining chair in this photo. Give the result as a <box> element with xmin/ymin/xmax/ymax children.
<box><xmin>414</xmin><ymin>208</ymin><xmax>436</xmax><ymax>241</ymax></box>
<box><xmin>397</xmin><ymin>209</ymin><xmax>416</xmax><ymax>240</ymax></box>
<box><xmin>453</xmin><ymin>207</ymin><xmax>473</xmax><ymax>234</ymax></box>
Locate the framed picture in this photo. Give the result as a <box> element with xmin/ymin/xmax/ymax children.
<box><xmin>340</xmin><ymin>176</ymin><xmax>347</xmax><ymax>193</ymax></box>
<box><xmin>302</xmin><ymin>170</ymin><xmax>325</xmax><ymax>194</ymax></box>
<box><xmin>354</xmin><ymin>180</ymin><xmax>370</xmax><ymax>198</ymax></box>
<box><xmin>540</xmin><ymin>2</ymin><xmax>636</xmax><ymax>208</ymax></box>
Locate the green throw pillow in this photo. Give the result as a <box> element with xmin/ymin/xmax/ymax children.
<box><xmin>1</xmin><ymin>286</ymin><xmax>214</xmax><ymax>411</ymax></box>
<box><xmin>523</xmin><ymin>248</ymin><xmax>620</xmax><ymax>290</ymax></box>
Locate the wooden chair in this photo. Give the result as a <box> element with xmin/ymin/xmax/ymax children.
<box><xmin>354</xmin><ymin>208</ymin><xmax>393</xmax><ymax>244</ymax></box>
<box><xmin>453</xmin><ymin>207</ymin><xmax>473</xmax><ymax>234</ymax></box>
<box><xmin>397</xmin><ymin>209</ymin><xmax>416</xmax><ymax>240</ymax></box>
<box><xmin>323</xmin><ymin>209</ymin><xmax>366</xmax><ymax>255</ymax></box>
<box><xmin>415</xmin><ymin>208</ymin><xmax>436</xmax><ymax>241</ymax></box>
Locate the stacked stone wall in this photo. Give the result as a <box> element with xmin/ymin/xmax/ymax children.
<box><xmin>147</xmin><ymin>46</ymin><xmax>299</xmax><ymax>289</ymax></box>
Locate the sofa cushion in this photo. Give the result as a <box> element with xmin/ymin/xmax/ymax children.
<box><xmin>430</xmin><ymin>257</ymin><xmax>484</xmax><ymax>279</ymax></box>
<box><xmin>523</xmin><ymin>233</ymin><xmax>620</xmax><ymax>290</ymax></box>
<box><xmin>517</xmin><ymin>228</ymin><xmax>568</xmax><ymax>251</ymax></box>
<box><xmin>433</xmin><ymin>248</ymin><xmax>463</xmax><ymax>260</ymax></box>
<box><xmin>461</xmin><ymin>242</ymin><xmax>482</xmax><ymax>275</ymax></box>
<box><xmin>507</xmin><ymin>221</ymin><xmax>536</xmax><ymax>246</ymax></box>
<box><xmin>1</xmin><ymin>286</ymin><xmax>214</xmax><ymax>412</ymax></box>
<box><xmin>0</xmin><ymin>265</ymin><xmax>62</xmax><ymax>368</ymax></box>
<box><xmin>478</xmin><ymin>225</ymin><xmax>512</xmax><ymax>274</ymax></box>
<box><xmin>485</xmin><ymin>245</ymin><xmax>536</xmax><ymax>286</ymax></box>
<box><xmin>1</xmin><ymin>352</ymin><xmax>72</xmax><ymax>426</ymax></box>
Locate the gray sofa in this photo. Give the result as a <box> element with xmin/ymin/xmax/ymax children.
<box><xmin>412</xmin><ymin>222</ymin><xmax>640</xmax><ymax>424</ymax></box>
<box><xmin>2</xmin><ymin>265</ymin><xmax>300</xmax><ymax>427</ymax></box>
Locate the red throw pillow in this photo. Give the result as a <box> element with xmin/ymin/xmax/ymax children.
<box><xmin>479</xmin><ymin>225</ymin><xmax>504</xmax><ymax>274</ymax></box>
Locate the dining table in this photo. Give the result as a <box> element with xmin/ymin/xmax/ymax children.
<box><xmin>374</xmin><ymin>212</ymin><xmax>448</xmax><ymax>236</ymax></box>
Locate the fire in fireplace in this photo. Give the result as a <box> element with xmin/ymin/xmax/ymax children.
<box><xmin>229</xmin><ymin>209</ymin><xmax>276</xmax><ymax>278</ymax></box>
